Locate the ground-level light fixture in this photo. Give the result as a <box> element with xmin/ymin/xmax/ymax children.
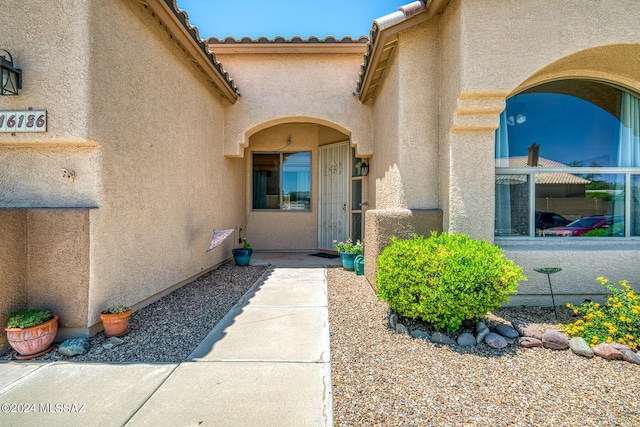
<box><xmin>1</xmin><ymin>49</ymin><xmax>22</xmax><ymax>96</ymax></box>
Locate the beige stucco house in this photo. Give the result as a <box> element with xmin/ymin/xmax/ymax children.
<box><xmin>2</xmin><ymin>0</ymin><xmax>640</xmax><ymax>353</ymax></box>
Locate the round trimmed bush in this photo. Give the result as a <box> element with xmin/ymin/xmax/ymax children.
<box><xmin>376</xmin><ymin>233</ymin><xmax>525</xmax><ymax>332</ymax></box>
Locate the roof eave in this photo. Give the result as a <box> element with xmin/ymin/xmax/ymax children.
<box><xmin>145</xmin><ymin>0</ymin><xmax>239</xmax><ymax>103</ymax></box>
<box><xmin>356</xmin><ymin>0</ymin><xmax>448</xmax><ymax>103</ymax></box>
<box><xmin>208</xmin><ymin>36</ymin><xmax>369</xmax><ymax>55</ymax></box>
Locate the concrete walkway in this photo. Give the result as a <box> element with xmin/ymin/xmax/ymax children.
<box><xmin>0</xmin><ymin>252</ymin><xmax>340</xmax><ymax>426</ymax></box>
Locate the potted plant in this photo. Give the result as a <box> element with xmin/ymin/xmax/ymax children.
<box><xmin>100</xmin><ymin>304</ymin><xmax>132</xmax><ymax>337</ymax></box>
<box><xmin>4</xmin><ymin>308</ymin><xmax>58</xmax><ymax>359</ymax></box>
<box><xmin>232</xmin><ymin>238</ymin><xmax>253</xmax><ymax>266</ymax></box>
<box><xmin>333</xmin><ymin>238</ymin><xmax>364</xmax><ymax>271</ymax></box>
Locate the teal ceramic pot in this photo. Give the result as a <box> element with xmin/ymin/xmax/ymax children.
<box><xmin>340</xmin><ymin>252</ymin><xmax>356</xmax><ymax>270</ymax></box>
<box><xmin>232</xmin><ymin>249</ymin><xmax>253</xmax><ymax>266</ymax></box>
<box><xmin>354</xmin><ymin>255</ymin><xmax>365</xmax><ymax>275</ymax></box>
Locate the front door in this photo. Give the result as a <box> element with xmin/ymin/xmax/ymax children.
<box><xmin>318</xmin><ymin>142</ymin><xmax>349</xmax><ymax>250</ymax></box>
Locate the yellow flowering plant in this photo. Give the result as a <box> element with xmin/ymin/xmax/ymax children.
<box><xmin>561</xmin><ymin>277</ymin><xmax>640</xmax><ymax>350</ymax></box>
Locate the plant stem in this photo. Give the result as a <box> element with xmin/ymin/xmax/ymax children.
<box><xmin>546</xmin><ymin>274</ymin><xmax>558</xmax><ymax>321</ymax></box>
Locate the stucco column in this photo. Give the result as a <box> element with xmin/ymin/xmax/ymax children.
<box><xmin>445</xmin><ymin>92</ymin><xmax>506</xmax><ymax>241</ymax></box>
<box><xmin>364</xmin><ymin>208</ymin><xmax>443</xmax><ymax>289</ymax></box>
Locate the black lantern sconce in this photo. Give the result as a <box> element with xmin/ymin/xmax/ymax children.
<box><xmin>0</xmin><ymin>49</ymin><xmax>22</xmax><ymax>96</ymax></box>
<box><xmin>360</xmin><ymin>161</ymin><xmax>369</xmax><ymax>176</ymax></box>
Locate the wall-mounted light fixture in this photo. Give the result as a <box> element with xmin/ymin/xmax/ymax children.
<box><xmin>360</xmin><ymin>161</ymin><xmax>369</xmax><ymax>177</ymax></box>
<box><xmin>0</xmin><ymin>49</ymin><xmax>22</xmax><ymax>96</ymax></box>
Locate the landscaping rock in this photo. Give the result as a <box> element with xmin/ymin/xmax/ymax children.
<box><xmin>410</xmin><ymin>330</ymin><xmax>430</xmax><ymax>341</ymax></box>
<box><xmin>592</xmin><ymin>343</ymin><xmax>623</xmax><ymax>360</ymax></box>
<box><xmin>569</xmin><ymin>337</ymin><xmax>594</xmax><ymax>358</ymax></box>
<box><xmin>431</xmin><ymin>332</ymin><xmax>456</xmax><ymax>345</ymax></box>
<box><xmin>519</xmin><ymin>337</ymin><xmax>543</xmax><ymax>348</ymax></box>
<box><xmin>396</xmin><ymin>323</ymin><xmax>409</xmax><ymax>335</ymax></box>
<box><xmin>542</xmin><ymin>330</ymin><xmax>569</xmax><ymax>350</ymax></box>
<box><xmin>512</xmin><ymin>320</ymin><xmax>543</xmax><ymax>340</ymax></box>
<box><xmin>621</xmin><ymin>349</ymin><xmax>640</xmax><ymax>365</ymax></box>
<box><xmin>389</xmin><ymin>313</ymin><xmax>398</xmax><ymax>329</ymax></box>
<box><xmin>476</xmin><ymin>321</ymin><xmax>487</xmax><ymax>333</ymax></box>
<box><xmin>484</xmin><ymin>332</ymin><xmax>508</xmax><ymax>349</ymax></box>
<box><xmin>610</xmin><ymin>342</ymin><xmax>631</xmax><ymax>352</ymax></box>
<box><xmin>457</xmin><ymin>332</ymin><xmax>476</xmax><ymax>347</ymax></box>
<box><xmin>102</xmin><ymin>337</ymin><xmax>125</xmax><ymax>350</ymax></box>
<box><xmin>58</xmin><ymin>338</ymin><xmax>90</xmax><ymax>357</ymax></box>
<box><xmin>476</xmin><ymin>327</ymin><xmax>490</xmax><ymax>344</ymax></box>
<box><xmin>496</xmin><ymin>323</ymin><xmax>519</xmax><ymax>339</ymax></box>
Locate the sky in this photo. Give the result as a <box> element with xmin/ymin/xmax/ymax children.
<box><xmin>175</xmin><ymin>0</ymin><xmax>411</xmax><ymax>39</ymax></box>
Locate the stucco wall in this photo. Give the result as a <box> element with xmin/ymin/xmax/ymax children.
<box><xmin>214</xmin><ymin>52</ymin><xmax>372</xmax><ymax>158</ymax></box>
<box><xmin>501</xmin><ymin>241</ymin><xmax>640</xmax><ymax>306</ymax></box>
<box><xmin>370</xmin><ymin>47</ymin><xmax>402</xmax><ymax>210</ymax></box>
<box><xmin>368</xmin><ymin>21</ymin><xmax>441</xmax><ymax>211</ymax></box>
<box><xmin>245</xmin><ymin>123</ymin><xmax>348</xmax><ymax>250</ymax></box>
<box><xmin>0</xmin><ymin>210</ymin><xmax>27</xmax><ymax>354</ymax></box>
<box><xmin>437</xmin><ymin>0</ymin><xmax>640</xmax><ymax>298</ymax></box>
<box><xmin>0</xmin><ymin>1</ymin><xmax>100</xmax><ymax>206</ymax></box>
<box><xmin>83</xmin><ymin>1</ymin><xmax>240</xmax><ymax>326</ymax></box>
<box><xmin>441</xmin><ymin>0</ymin><xmax>640</xmax><ymax>240</ymax></box>
<box><xmin>0</xmin><ymin>0</ymin><xmax>242</xmax><ymax>338</ymax></box>
<box><xmin>26</xmin><ymin>209</ymin><xmax>90</xmax><ymax>334</ymax></box>
<box><xmin>364</xmin><ymin>0</ymin><xmax>640</xmax><ymax>301</ymax></box>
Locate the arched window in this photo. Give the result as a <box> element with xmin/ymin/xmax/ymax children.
<box><xmin>495</xmin><ymin>80</ymin><xmax>640</xmax><ymax>237</ymax></box>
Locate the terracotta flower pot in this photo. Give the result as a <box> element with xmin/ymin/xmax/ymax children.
<box><xmin>100</xmin><ymin>309</ymin><xmax>132</xmax><ymax>337</ymax></box>
<box><xmin>5</xmin><ymin>314</ymin><xmax>58</xmax><ymax>357</ymax></box>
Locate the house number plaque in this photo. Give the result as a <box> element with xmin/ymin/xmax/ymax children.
<box><xmin>0</xmin><ymin>110</ymin><xmax>47</xmax><ymax>132</ymax></box>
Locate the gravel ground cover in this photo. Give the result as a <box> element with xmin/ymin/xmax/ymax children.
<box><xmin>1</xmin><ymin>264</ymin><xmax>268</xmax><ymax>363</ymax></box>
<box><xmin>3</xmin><ymin>263</ymin><xmax>639</xmax><ymax>426</ymax></box>
<box><xmin>327</xmin><ymin>267</ymin><xmax>640</xmax><ymax>427</ymax></box>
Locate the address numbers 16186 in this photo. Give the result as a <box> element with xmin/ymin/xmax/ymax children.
<box><xmin>0</xmin><ymin>110</ymin><xmax>47</xmax><ymax>133</ymax></box>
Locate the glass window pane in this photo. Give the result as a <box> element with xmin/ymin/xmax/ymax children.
<box><xmin>352</xmin><ymin>149</ymin><xmax>363</xmax><ymax>177</ymax></box>
<box><xmin>496</xmin><ymin>81</ymin><xmax>623</xmax><ymax>168</ymax></box>
<box><xmin>253</xmin><ymin>154</ymin><xmax>280</xmax><ymax>210</ymax></box>
<box><xmin>495</xmin><ymin>80</ymin><xmax>640</xmax><ymax>238</ymax></box>
<box><xmin>282</xmin><ymin>152</ymin><xmax>311</xmax><ymax>211</ymax></box>
<box><xmin>632</xmin><ymin>176</ymin><xmax>640</xmax><ymax>236</ymax></box>
<box><xmin>351</xmin><ymin>213</ymin><xmax>362</xmax><ymax>242</ymax></box>
<box><xmin>539</xmin><ymin>173</ymin><xmax>625</xmax><ymax>237</ymax></box>
<box><xmin>351</xmin><ymin>179</ymin><xmax>362</xmax><ymax>211</ymax></box>
<box><xmin>495</xmin><ymin>175</ymin><xmax>530</xmax><ymax>236</ymax></box>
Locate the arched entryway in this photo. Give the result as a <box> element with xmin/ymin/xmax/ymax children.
<box><xmin>242</xmin><ymin>121</ymin><xmax>368</xmax><ymax>252</ymax></box>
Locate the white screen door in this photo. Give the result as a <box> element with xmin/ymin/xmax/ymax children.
<box><xmin>318</xmin><ymin>142</ymin><xmax>349</xmax><ymax>250</ymax></box>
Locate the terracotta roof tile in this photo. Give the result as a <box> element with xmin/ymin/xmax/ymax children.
<box><xmin>207</xmin><ymin>36</ymin><xmax>369</xmax><ymax>54</ymax></box>
<box><xmin>355</xmin><ymin>1</ymin><xmax>429</xmax><ymax>102</ymax></box>
<box><xmin>164</xmin><ymin>0</ymin><xmax>238</xmax><ymax>95</ymax></box>
<box><xmin>208</xmin><ymin>36</ymin><xmax>369</xmax><ymax>44</ymax></box>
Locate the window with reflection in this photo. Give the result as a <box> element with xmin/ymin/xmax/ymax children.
<box><xmin>253</xmin><ymin>152</ymin><xmax>311</xmax><ymax>211</ymax></box>
<box><xmin>495</xmin><ymin>80</ymin><xmax>640</xmax><ymax>237</ymax></box>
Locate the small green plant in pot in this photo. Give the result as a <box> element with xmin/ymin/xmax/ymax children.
<box><xmin>100</xmin><ymin>304</ymin><xmax>132</xmax><ymax>337</ymax></box>
<box><xmin>333</xmin><ymin>238</ymin><xmax>363</xmax><ymax>270</ymax></box>
<box><xmin>376</xmin><ymin>232</ymin><xmax>525</xmax><ymax>332</ymax></box>
<box><xmin>5</xmin><ymin>308</ymin><xmax>58</xmax><ymax>359</ymax></box>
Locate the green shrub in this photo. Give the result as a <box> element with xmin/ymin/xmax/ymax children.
<box><xmin>7</xmin><ymin>308</ymin><xmax>52</xmax><ymax>329</ymax></box>
<box><xmin>376</xmin><ymin>233</ymin><xmax>525</xmax><ymax>332</ymax></box>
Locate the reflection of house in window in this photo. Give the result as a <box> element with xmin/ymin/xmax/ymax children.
<box><xmin>509</xmin><ymin>156</ymin><xmax>591</xmax><ymax>198</ymax></box>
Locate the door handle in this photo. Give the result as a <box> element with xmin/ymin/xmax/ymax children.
<box><xmin>343</xmin><ymin>203</ymin><xmax>347</xmax><ymax>212</ymax></box>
